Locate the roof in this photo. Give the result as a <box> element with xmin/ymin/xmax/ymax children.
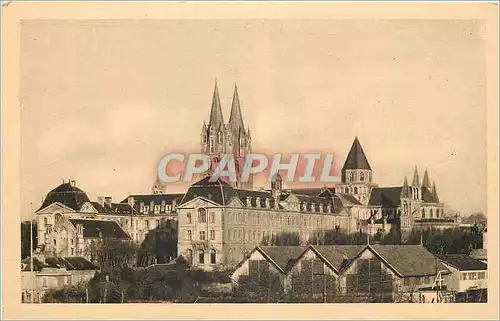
<box><xmin>258</xmin><ymin>246</ymin><xmax>307</xmax><ymax>272</ymax></box>
<box><xmin>287</xmin><ymin>188</ymin><xmax>326</xmax><ymax>197</ymax></box>
<box><xmin>342</xmin><ymin>137</ymin><xmax>371</xmax><ymax>170</ymax></box>
<box><xmin>368</xmin><ymin>187</ymin><xmax>402</xmax><ymax>208</ymax></box>
<box><xmin>68</xmin><ymin>219</ymin><xmax>130</xmax><ymax>239</ymax></box>
<box><xmin>45</xmin><ymin>257</ymin><xmax>99</xmax><ymax>270</ymax></box>
<box><xmin>469</xmin><ymin>249</ymin><xmax>487</xmax><ymax>261</ymax></box>
<box><xmin>22</xmin><ymin>256</ymin><xmax>99</xmax><ymax>271</ymax></box>
<box><xmin>180</xmin><ymin>176</ymin><xmax>237</xmax><ymax>206</ymax></box>
<box><xmin>208</xmin><ymin>80</ymin><xmax>224</xmax><ymax>130</ymax></box>
<box><xmin>38</xmin><ymin>182</ymin><xmax>91</xmax><ymax>211</ymax></box>
<box><xmin>311</xmin><ymin>245</ymin><xmax>365</xmax><ymax>272</ymax></box>
<box><xmin>21</xmin><ymin>257</ymin><xmax>47</xmax><ymax>271</ymax></box>
<box><xmin>438</xmin><ymin>254</ymin><xmax>487</xmax><ymax>271</ymax></box>
<box><xmin>421</xmin><ymin>186</ymin><xmax>439</xmax><ymax>203</ymax></box>
<box><xmin>337</xmin><ymin>193</ymin><xmax>363</xmax><ymax>206</ymax></box>
<box><xmin>369</xmin><ymin>245</ymin><xmax>450</xmax><ymax>277</ymax></box>
<box><xmin>120</xmin><ymin>193</ymin><xmax>184</xmax><ymax>205</ymax></box>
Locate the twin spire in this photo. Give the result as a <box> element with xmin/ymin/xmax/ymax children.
<box><xmin>208</xmin><ymin>79</ymin><xmax>245</xmax><ymax>133</ymax></box>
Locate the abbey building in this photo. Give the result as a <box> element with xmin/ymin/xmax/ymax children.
<box><xmin>33</xmin><ymin>82</ymin><xmax>457</xmax><ymax>269</ymax></box>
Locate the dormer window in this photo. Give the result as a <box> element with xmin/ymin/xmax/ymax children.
<box><xmin>360</xmin><ymin>172</ymin><xmax>365</xmax><ymax>182</ymax></box>
<box><xmin>349</xmin><ymin>172</ymin><xmax>355</xmax><ymax>182</ymax></box>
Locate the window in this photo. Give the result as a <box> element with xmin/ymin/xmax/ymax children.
<box><xmin>430</xmin><ymin>209</ymin><xmax>434</xmax><ymax>218</ymax></box>
<box><xmin>421</xmin><ymin>209</ymin><xmax>426</xmax><ymax>218</ymax></box>
<box><xmin>154</xmin><ymin>205</ymin><xmax>160</xmax><ymax>214</ymax></box>
<box><xmin>210</xmin><ymin>229</ymin><xmax>215</xmax><ymax>240</ymax></box>
<box><xmin>71</xmin><ymin>248</ymin><xmax>74</xmax><ymax>256</ymax></box>
<box><xmin>187</xmin><ymin>213</ymin><xmax>192</xmax><ymax>224</ymax></box>
<box><xmin>199</xmin><ymin>231</ymin><xmax>206</xmax><ymax>241</ymax></box>
<box><xmin>354</xmin><ymin>187</ymin><xmax>358</xmax><ymax>194</ymax></box>
<box><xmin>198</xmin><ymin>208</ymin><xmax>207</xmax><ymax>223</ymax></box>
<box><xmin>198</xmin><ymin>250</ymin><xmax>205</xmax><ymax>264</ymax></box>
<box><xmin>156</xmin><ymin>220</ymin><xmax>160</xmax><ymax>228</ymax></box>
<box><xmin>70</xmin><ymin>239</ymin><xmax>74</xmax><ymax>245</ymax></box>
<box><xmin>468</xmin><ymin>272</ymin><xmax>477</xmax><ymax>280</ymax></box>
<box><xmin>187</xmin><ymin>230</ymin><xmax>192</xmax><ymax>241</ymax></box>
<box><xmin>210</xmin><ymin>212</ymin><xmax>215</xmax><ymax>224</ymax></box>
<box><xmin>349</xmin><ymin>172</ymin><xmax>355</xmax><ymax>182</ymax></box>
<box><xmin>461</xmin><ymin>273</ymin><xmax>468</xmax><ymax>280</ymax></box>
<box><xmin>360</xmin><ymin>172</ymin><xmax>365</xmax><ymax>181</ymax></box>
<box><xmin>187</xmin><ymin>249</ymin><xmax>193</xmax><ymax>264</ymax></box>
<box><xmin>42</xmin><ymin>277</ymin><xmax>47</xmax><ymax>287</ymax></box>
<box><xmin>210</xmin><ymin>249</ymin><xmax>216</xmax><ymax>265</ymax></box>
<box><xmin>44</xmin><ymin>217</ymin><xmax>48</xmax><ymax>226</ymax></box>
<box><xmin>478</xmin><ymin>272</ymin><xmax>486</xmax><ymax>279</ymax></box>
<box><xmin>145</xmin><ymin>220</ymin><xmax>149</xmax><ymax>229</ymax></box>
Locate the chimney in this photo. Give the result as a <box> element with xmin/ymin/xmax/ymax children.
<box><xmin>97</xmin><ymin>196</ymin><xmax>105</xmax><ymax>207</ymax></box>
<box><xmin>104</xmin><ymin>197</ymin><xmax>112</xmax><ymax>208</ymax></box>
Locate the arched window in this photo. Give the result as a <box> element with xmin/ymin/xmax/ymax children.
<box><xmin>354</xmin><ymin>187</ymin><xmax>358</xmax><ymax>194</ymax></box>
<box><xmin>430</xmin><ymin>209</ymin><xmax>434</xmax><ymax>218</ymax></box>
<box><xmin>198</xmin><ymin>250</ymin><xmax>204</xmax><ymax>264</ymax></box>
<box><xmin>210</xmin><ymin>249</ymin><xmax>216</xmax><ymax>265</ymax></box>
<box><xmin>186</xmin><ymin>213</ymin><xmax>192</xmax><ymax>224</ymax></box>
<box><xmin>360</xmin><ymin>172</ymin><xmax>365</xmax><ymax>181</ymax></box>
<box><xmin>421</xmin><ymin>209</ymin><xmax>425</xmax><ymax>218</ymax></box>
<box><xmin>349</xmin><ymin>172</ymin><xmax>355</xmax><ymax>182</ymax></box>
<box><xmin>345</xmin><ymin>187</ymin><xmax>350</xmax><ymax>194</ymax></box>
<box><xmin>187</xmin><ymin>230</ymin><xmax>192</xmax><ymax>241</ymax></box>
<box><xmin>198</xmin><ymin>208</ymin><xmax>207</xmax><ymax>223</ymax></box>
<box><xmin>54</xmin><ymin>213</ymin><xmax>62</xmax><ymax>223</ymax></box>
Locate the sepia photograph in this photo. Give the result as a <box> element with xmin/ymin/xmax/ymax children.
<box><xmin>2</xmin><ymin>1</ymin><xmax>499</xmax><ymax>320</ymax></box>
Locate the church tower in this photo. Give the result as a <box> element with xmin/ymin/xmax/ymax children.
<box><xmin>338</xmin><ymin>137</ymin><xmax>374</xmax><ymax>204</ymax></box>
<box><xmin>197</xmin><ymin>81</ymin><xmax>252</xmax><ymax>189</ymax></box>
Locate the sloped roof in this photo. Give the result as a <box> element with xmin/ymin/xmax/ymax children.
<box><xmin>337</xmin><ymin>193</ymin><xmax>363</xmax><ymax>206</ymax></box>
<box><xmin>368</xmin><ymin>187</ymin><xmax>402</xmax><ymax>208</ymax></box>
<box><xmin>38</xmin><ymin>182</ymin><xmax>91</xmax><ymax>211</ymax></box>
<box><xmin>259</xmin><ymin>246</ymin><xmax>307</xmax><ymax>272</ymax></box>
<box><xmin>287</xmin><ymin>188</ymin><xmax>326</xmax><ymax>197</ymax></box>
<box><xmin>421</xmin><ymin>186</ymin><xmax>439</xmax><ymax>203</ymax></box>
<box><xmin>438</xmin><ymin>254</ymin><xmax>487</xmax><ymax>271</ymax></box>
<box><xmin>21</xmin><ymin>257</ymin><xmax>47</xmax><ymax>271</ymax></box>
<box><xmin>68</xmin><ymin>219</ymin><xmax>130</xmax><ymax>239</ymax></box>
<box><xmin>312</xmin><ymin>245</ymin><xmax>365</xmax><ymax>272</ymax></box>
<box><xmin>469</xmin><ymin>249</ymin><xmax>487</xmax><ymax>261</ymax></box>
<box><xmin>342</xmin><ymin>137</ymin><xmax>371</xmax><ymax>170</ymax></box>
<box><xmin>180</xmin><ymin>176</ymin><xmax>237</xmax><ymax>206</ymax></box>
<box><xmin>45</xmin><ymin>257</ymin><xmax>99</xmax><ymax>270</ymax></box>
<box><xmin>369</xmin><ymin>245</ymin><xmax>450</xmax><ymax>277</ymax></box>
<box><xmin>120</xmin><ymin>193</ymin><xmax>185</xmax><ymax>205</ymax></box>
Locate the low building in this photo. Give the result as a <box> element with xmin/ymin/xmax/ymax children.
<box><xmin>438</xmin><ymin>254</ymin><xmax>487</xmax><ymax>293</ymax></box>
<box><xmin>21</xmin><ymin>256</ymin><xmax>99</xmax><ymax>303</ymax></box>
<box><xmin>230</xmin><ymin>246</ymin><xmax>306</xmax><ymax>302</ymax></box>
<box><xmin>286</xmin><ymin>245</ymin><xmax>364</xmax><ymax>302</ymax></box>
<box><xmin>44</xmin><ymin>216</ymin><xmax>130</xmax><ymax>260</ymax></box>
<box><xmin>339</xmin><ymin>245</ymin><xmax>451</xmax><ymax>302</ymax></box>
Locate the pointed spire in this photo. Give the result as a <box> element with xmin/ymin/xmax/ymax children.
<box><xmin>401</xmin><ymin>176</ymin><xmax>410</xmax><ymax>198</ymax></box>
<box><xmin>432</xmin><ymin>181</ymin><xmax>439</xmax><ymax>202</ymax></box>
<box><xmin>411</xmin><ymin>166</ymin><xmax>420</xmax><ymax>186</ymax></box>
<box><xmin>342</xmin><ymin>137</ymin><xmax>372</xmax><ymax>170</ymax></box>
<box><xmin>422</xmin><ymin>169</ymin><xmax>431</xmax><ymax>188</ymax></box>
<box><xmin>208</xmin><ymin>79</ymin><xmax>224</xmax><ymax>129</ymax></box>
<box><xmin>229</xmin><ymin>83</ymin><xmax>245</xmax><ymax>130</ymax></box>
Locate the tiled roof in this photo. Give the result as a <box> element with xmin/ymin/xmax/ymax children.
<box><xmin>342</xmin><ymin>137</ymin><xmax>371</xmax><ymax>170</ymax></box>
<box><xmin>21</xmin><ymin>257</ymin><xmax>47</xmax><ymax>271</ymax></box>
<box><xmin>180</xmin><ymin>176</ymin><xmax>237</xmax><ymax>206</ymax></box>
<box><xmin>259</xmin><ymin>246</ymin><xmax>307</xmax><ymax>272</ymax></box>
<box><xmin>68</xmin><ymin>219</ymin><xmax>130</xmax><ymax>239</ymax></box>
<box><xmin>120</xmin><ymin>193</ymin><xmax>184</xmax><ymax>206</ymax></box>
<box><xmin>337</xmin><ymin>193</ymin><xmax>363</xmax><ymax>206</ymax></box>
<box><xmin>38</xmin><ymin>182</ymin><xmax>91</xmax><ymax>211</ymax></box>
<box><xmin>45</xmin><ymin>257</ymin><xmax>99</xmax><ymax>270</ymax></box>
<box><xmin>421</xmin><ymin>186</ymin><xmax>439</xmax><ymax>203</ymax></box>
<box><xmin>312</xmin><ymin>245</ymin><xmax>365</xmax><ymax>272</ymax></box>
<box><xmin>438</xmin><ymin>254</ymin><xmax>487</xmax><ymax>271</ymax></box>
<box><xmin>368</xmin><ymin>187</ymin><xmax>402</xmax><ymax>208</ymax></box>
<box><xmin>369</xmin><ymin>245</ymin><xmax>450</xmax><ymax>277</ymax></box>
<box><xmin>469</xmin><ymin>249</ymin><xmax>487</xmax><ymax>261</ymax></box>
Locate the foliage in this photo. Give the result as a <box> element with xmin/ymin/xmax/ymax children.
<box><xmin>261</xmin><ymin>231</ymin><xmax>300</xmax><ymax>246</ymax></box>
<box><xmin>85</xmin><ymin>237</ymin><xmax>137</xmax><ymax>271</ymax></box>
<box><xmin>21</xmin><ymin>221</ymin><xmax>37</xmax><ymax>259</ymax></box>
<box><xmin>308</xmin><ymin>228</ymin><xmax>370</xmax><ymax>245</ymax></box>
<box><xmin>42</xmin><ymin>283</ymin><xmax>87</xmax><ymax>303</ymax></box>
<box><xmin>137</xmin><ymin>220</ymin><xmax>178</xmax><ymax>267</ymax></box>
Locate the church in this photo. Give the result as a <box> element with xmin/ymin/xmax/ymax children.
<box><xmin>33</xmin><ymin>82</ymin><xmax>455</xmax><ymax>268</ymax></box>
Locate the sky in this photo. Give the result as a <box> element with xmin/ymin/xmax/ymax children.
<box><xmin>20</xmin><ymin>19</ymin><xmax>486</xmax><ymax>219</ymax></box>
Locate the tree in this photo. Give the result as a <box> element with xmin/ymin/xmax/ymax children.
<box><xmin>85</xmin><ymin>237</ymin><xmax>137</xmax><ymax>271</ymax></box>
<box><xmin>261</xmin><ymin>231</ymin><xmax>300</xmax><ymax>246</ymax></box>
<box><xmin>137</xmin><ymin>220</ymin><xmax>178</xmax><ymax>266</ymax></box>
<box><xmin>21</xmin><ymin>220</ymin><xmax>37</xmax><ymax>259</ymax></box>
